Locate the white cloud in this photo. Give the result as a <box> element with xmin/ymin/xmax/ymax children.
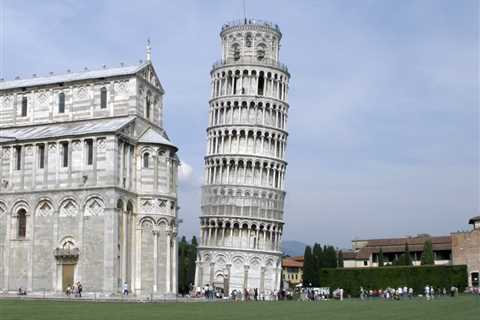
<box><xmin>178</xmin><ymin>161</ymin><xmax>193</xmax><ymax>183</ymax></box>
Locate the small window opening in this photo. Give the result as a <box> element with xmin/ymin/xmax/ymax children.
<box><xmin>61</xmin><ymin>142</ymin><xmax>69</xmax><ymax>167</ymax></box>
<box><xmin>143</xmin><ymin>152</ymin><xmax>150</xmax><ymax>168</ymax></box>
<box><xmin>86</xmin><ymin>139</ymin><xmax>93</xmax><ymax>165</ymax></box>
<box><xmin>15</xmin><ymin>146</ymin><xmax>22</xmax><ymax>170</ymax></box>
<box><xmin>21</xmin><ymin>97</ymin><xmax>28</xmax><ymax>117</ymax></box>
<box><xmin>17</xmin><ymin>209</ymin><xmax>27</xmax><ymax>238</ymax></box>
<box><xmin>58</xmin><ymin>92</ymin><xmax>65</xmax><ymax>113</ymax></box>
<box><xmin>100</xmin><ymin>87</ymin><xmax>107</xmax><ymax>109</ymax></box>
<box><xmin>257</xmin><ymin>73</ymin><xmax>265</xmax><ymax>96</ymax></box>
<box><xmin>38</xmin><ymin>144</ymin><xmax>45</xmax><ymax>169</ymax></box>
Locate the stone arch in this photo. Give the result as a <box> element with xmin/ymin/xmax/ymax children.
<box><xmin>232</xmin><ymin>255</ymin><xmax>245</xmax><ymax>266</ymax></box>
<box><xmin>59</xmin><ymin>235</ymin><xmax>77</xmax><ymax>249</ymax></box>
<box><xmin>126</xmin><ymin>200</ymin><xmax>134</xmax><ymax>214</ymax></box>
<box><xmin>35</xmin><ymin>198</ymin><xmax>54</xmax><ymax>217</ymax></box>
<box><xmin>203</xmin><ymin>253</ymin><xmax>212</xmax><ymax>263</ymax></box>
<box><xmin>250</xmin><ymin>256</ymin><xmax>262</xmax><ymax>267</ymax></box>
<box><xmin>0</xmin><ymin>201</ymin><xmax>6</xmax><ymax>216</ymax></box>
<box><xmin>139</xmin><ymin>216</ymin><xmax>155</xmax><ymax>228</ymax></box>
<box><xmin>116</xmin><ymin>198</ymin><xmax>125</xmax><ymax>211</ymax></box>
<box><xmin>215</xmin><ymin>254</ymin><xmax>227</xmax><ymax>266</ymax></box>
<box><xmin>11</xmin><ymin>200</ymin><xmax>30</xmax><ymax>216</ymax></box>
<box><xmin>84</xmin><ymin>196</ymin><xmax>105</xmax><ymax>217</ymax></box>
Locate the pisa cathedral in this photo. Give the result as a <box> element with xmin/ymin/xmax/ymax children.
<box><xmin>195</xmin><ymin>19</ymin><xmax>290</xmax><ymax>294</ymax></box>
<box><xmin>0</xmin><ymin>46</ymin><xmax>179</xmax><ymax>296</ymax></box>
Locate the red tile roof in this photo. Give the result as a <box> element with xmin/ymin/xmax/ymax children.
<box><xmin>282</xmin><ymin>258</ymin><xmax>303</xmax><ymax>268</ymax></box>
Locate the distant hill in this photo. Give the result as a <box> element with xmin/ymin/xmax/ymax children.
<box><xmin>282</xmin><ymin>240</ymin><xmax>307</xmax><ymax>257</ymax></box>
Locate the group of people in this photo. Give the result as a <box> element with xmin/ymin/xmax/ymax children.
<box><xmin>360</xmin><ymin>286</ymin><xmax>414</xmax><ymax>300</ymax></box>
<box><xmin>17</xmin><ymin>288</ymin><xmax>27</xmax><ymax>296</ymax></box>
<box><xmin>357</xmin><ymin>285</ymin><xmax>462</xmax><ymax>300</ymax></box>
<box><xmin>424</xmin><ymin>285</ymin><xmax>459</xmax><ymax>299</ymax></box>
<box><xmin>231</xmin><ymin>288</ymin><xmax>280</xmax><ymax>301</ymax></box>
<box><xmin>193</xmin><ymin>285</ymin><xmax>286</xmax><ymax>301</ymax></box>
<box><xmin>65</xmin><ymin>281</ymin><xmax>83</xmax><ymax>297</ymax></box>
<box><xmin>302</xmin><ymin>288</ymin><xmax>340</xmax><ymax>301</ymax></box>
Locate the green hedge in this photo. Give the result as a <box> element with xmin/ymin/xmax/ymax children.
<box><xmin>318</xmin><ymin>265</ymin><xmax>468</xmax><ymax>297</ymax></box>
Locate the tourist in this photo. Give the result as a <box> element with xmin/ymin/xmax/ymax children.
<box><xmin>77</xmin><ymin>281</ymin><xmax>83</xmax><ymax>298</ymax></box>
<box><xmin>72</xmin><ymin>282</ymin><xmax>78</xmax><ymax>297</ymax></box>
<box><xmin>123</xmin><ymin>281</ymin><xmax>129</xmax><ymax>296</ymax></box>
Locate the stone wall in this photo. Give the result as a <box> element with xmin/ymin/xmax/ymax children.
<box><xmin>452</xmin><ymin>229</ymin><xmax>480</xmax><ymax>287</ymax></box>
<box><xmin>0</xmin><ymin>78</ymin><xmax>137</xmax><ymax>128</ymax></box>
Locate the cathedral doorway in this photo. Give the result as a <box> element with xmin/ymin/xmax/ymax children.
<box><xmin>62</xmin><ymin>264</ymin><xmax>75</xmax><ymax>291</ymax></box>
<box><xmin>54</xmin><ymin>237</ymin><xmax>79</xmax><ymax>292</ymax></box>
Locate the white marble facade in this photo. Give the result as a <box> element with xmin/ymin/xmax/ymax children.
<box><xmin>0</xmin><ymin>50</ymin><xmax>179</xmax><ymax>296</ymax></box>
<box><xmin>196</xmin><ymin>20</ymin><xmax>290</xmax><ymax>294</ymax></box>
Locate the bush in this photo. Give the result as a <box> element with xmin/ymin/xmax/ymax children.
<box><xmin>318</xmin><ymin>265</ymin><xmax>468</xmax><ymax>297</ymax></box>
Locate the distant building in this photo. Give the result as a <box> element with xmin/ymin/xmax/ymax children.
<box><xmin>451</xmin><ymin>216</ymin><xmax>480</xmax><ymax>287</ymax></box>
<box><xmin>343</xmin><ymin>236</ymin><xmax>452</xmax><ymax>268</ymax></box>
<box><xmin>342</xmin><ymin>217</ymin><xmax>480</xmax><ymax>289</ymax></box>
<box><xmin>282</xmin><ymin>256</ymin><xmax>303</xmax><ymax>288</ymax></box>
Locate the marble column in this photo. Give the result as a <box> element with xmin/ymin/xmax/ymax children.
<box><xmin>243</xmin><ymin>265</ymin><xmax>249</xmax><ymax>290</ymax></box>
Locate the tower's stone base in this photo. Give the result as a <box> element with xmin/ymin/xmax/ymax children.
<box><xmin>195</xmin><ymin>247</ymin><xmax>282</xmax><ymax>295</ymax></box>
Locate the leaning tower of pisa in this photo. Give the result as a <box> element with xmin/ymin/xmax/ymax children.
<box><xmin>195</xmin><ymin>19</ymin><xmax>290</xmax><ymax>295</ymax></box>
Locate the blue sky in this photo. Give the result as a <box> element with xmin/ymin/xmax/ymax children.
<box><xmin>1</xmin><ymin>0</ymin><xmax>478</xmax><ymax>248</ymax></box>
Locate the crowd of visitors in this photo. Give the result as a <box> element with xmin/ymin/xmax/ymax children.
<box><xmin>193</xmin><ymin>285</ymin><xmax>288</xmax><ymax>301</ymax></box>
<box><xmin>357</xmin><ymin>285</ymin><xmax>462</xmax><ymax>300</ymax></box>
<box><xmin>65</xmin><ymin>281</ymin><xmax>83</xmax><ymax>297</ymax></box>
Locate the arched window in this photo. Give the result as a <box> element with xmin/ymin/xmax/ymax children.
<box><xmin>245</xmin><ymin>34</ymin><xmax>252</xmax><ymax>47</ymax></box>
<box><xmin>17</xmin><ymin>209</ymin><xmax>27</xmax><ymax>238</ymax></box>
<box><xmin>256</xmin><ymin>43</ymin><xmax>266</xmax><ymax>61</ymax></box>
<box><xmin>100</xmin><ymin>87</ymin><xmax>107</xmax><ymax>109</ymax></box>
<box><xmin>231</xmin><ymin>43</ymin><xmax>240</xmax><ymax>61</ymax></box>
<box><xmin>58</xmin><ymin>92</ymin><xmax>65</xmax><ymax>113</ymax></box>
<box><xmin>143</xmin><ymin>152</ymin><xmax>150</xmax><ymax>168</ymax></box>
<box><xmin>257</xmin><ymin>72</ymin><xmax>265</xmax><ymax>96</ymax></box>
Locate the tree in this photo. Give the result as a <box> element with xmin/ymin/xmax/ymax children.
<box><xmin>403</xmin><ymin>243</ymin><xmax>412</xmax><ymax>266</ymax></box>
<box><xmin>178</xmin><ymin>236</ymin><xmax>189</xmax><ymax>294</ymax></box>
<box><xmin>312</xmin><ymin>243</ymin><xmax>323</xmax><ymax>286</ymax></box>
<box><xmin>378</xmin><ymin>249</ymin><xmax>385</xmax><ymax>267</ymax></box>
<box><xmin>177</xmin><ymin>236</ymin><xmax>199</xmax><ymax>295</ymax></box>
<box><xmin>313</xmin><ymin>243</ymin><xmax>323</xmax><ymax>268</ymax></box>
<box><xmin>421</xmin><ymin>240</ymin><xmax>434</xmax><ymax>265</ymax></box>
<box><xmin>324</xmin><ymin>246</ymin><xmax>337</xmax><ymax>268</ymax></box>
<box><xmin>187</xmin><ymin>236</ymin><xmax>198</xmax><ymax>291</ymax></box>
<box><xmin>303</xmin><ymin>246</ymin><xmax>315</xmax><ymax>287</ymax></box>
<box><xmin>337</xmin><ymin>250</ymin><xmax>344</xmax><ymax>268</ymax></box>
<box><xmin>394</xmin><ymin>244</ymin><xmax>412</xmax><ymax>266</ymax></box>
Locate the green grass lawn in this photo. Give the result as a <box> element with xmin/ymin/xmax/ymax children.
<box><xmin>0</xmin><ymin>296</ymin><xmax>479</xmax><ymax>320</ymax></box>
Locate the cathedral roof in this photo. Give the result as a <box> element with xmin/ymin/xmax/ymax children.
<box><xmin>138</xmin><ymin>127</ymin><xmax>176</xmax><ymax>149</ymax></box>
<box><xmin>0</xmin><ymin>62</ymin><xmax>149</xmax><ymax>91</ymax></box>
<box><xmin>0</xmin><ymin>116</ymin><xmax>135</xmax><ymax>142</ymax></box>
